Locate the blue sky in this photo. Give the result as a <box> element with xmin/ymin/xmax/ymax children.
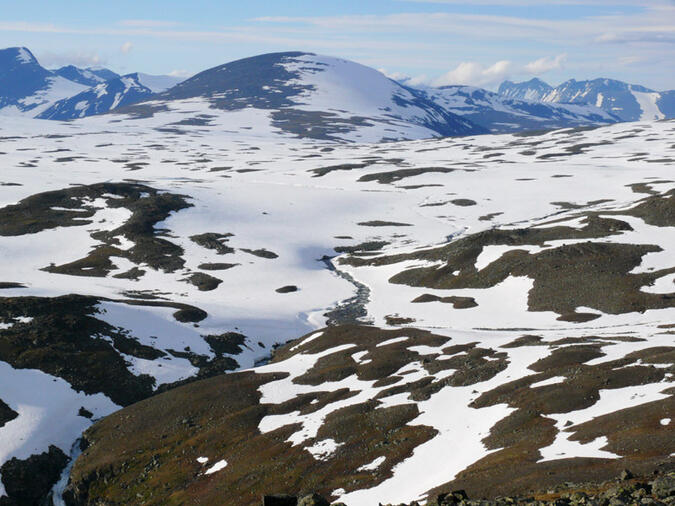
<box><xmin>1</xmin><ymin>0</ymin><xmax>673</xmax><ymax>89</ymax></box>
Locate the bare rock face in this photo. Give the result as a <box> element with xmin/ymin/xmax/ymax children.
<box><xmin>297</xmin><ymin>494</ymin><xmax>331</xmax><ymax>506</ymax></box>
<box><xmin>262</xmin><ymin>495</ymin><xmax>298</xmax><ymax>506</ymax></box>
<box><xmin>653</xmin><ymin>473</ymin><xmax>675</xmax><ymax>499</ymax></box>
<box><xmin>0</xmin><ymin>445</ymin><xmax>69</xmax><ymax>506</ymax></box>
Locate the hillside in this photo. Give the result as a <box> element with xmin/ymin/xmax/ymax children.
<box><xmin>4</xmin><ymin>46</ymin><xmax>669</xmax><ymax>140</ymax></box>
<box><xmin>117</xmin><ymin>51</ymin><xmax>487</xmax><ymax>142</ymax></box>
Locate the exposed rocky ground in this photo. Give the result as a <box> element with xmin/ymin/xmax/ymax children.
<box><xmin>60</xmin><ymin>323</ymin><xmax>674</xmax><ymax>504</ymax></box>
<box><xmin>262</xmin><ymin>470</ymin><xmax>675</xmax><ymax>505</ymax></box>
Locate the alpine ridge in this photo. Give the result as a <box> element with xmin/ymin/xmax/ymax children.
<box><xmin>38</xmin><ymin>74</ymin><xmax>155</xmax><ymax>120</ymax></box>
<box><xmin>0</xmin><ymin>46</ymin><xmax>647</xmax><ymax>141</ymax></box>
<box><xmin>0</xmin><ymin>47</ymin><xmax>87</xmax><ymax>116</ymax></box>
<box><xmin>499</xmin><ymin>77</ymin><xmax>675</xmax><ymax>121</ymax></box>
<box><xmin>409</xmin><ymin>84</ymin><xmax>618</xmax><ymax>133</ymax></box>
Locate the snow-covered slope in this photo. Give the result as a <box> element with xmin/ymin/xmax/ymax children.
<box><xmin>499</xmin><ymin>77</ymin><xmax>675</xmax><ymax>122</ymax></box>
<box><xmin>0</xmin><ymin>47</ymin><xmax>87</xmax><ymax>117</ymax></box>
<box><xmin>53</xmin><ymin>65</ymin><xmax>120</xmax><ymax>87</ymax></box>
<box><xmin>38</xmin><ymin>74</ymin><xmax>154</xmax><ymax>120</ymax></box>
<box><xmin>413</xmin><ymin>84</ymin><xmax>617</xmax><ymax>133</ymax></box>
<box><xmin>0</xmin><ymin>114</ymin><xmax>672</xmax><ymax>504</ymax></box>
<box><xmin>118</xmin><ymin>51</ymin><xmax>486</xmax><ymax>142</ymax></box>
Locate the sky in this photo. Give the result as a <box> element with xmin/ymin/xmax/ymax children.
<box><xmin>1</xmin><ymin>0</ymin><xmax>673</xmax><ymax>90</ymax></box>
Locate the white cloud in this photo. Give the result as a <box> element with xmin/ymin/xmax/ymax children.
<box><xmin>120</xmin><ymin>41</ymin><xmax>133</xmax><ymax>54</ymax></box>
<box><xmin>119</xmin><ymin>19</ymin><xmax>179</xmax><ymax>28</ymax></box>
<box><xmin>405</xmin><ymin>74</ymin><xmax>431</xmax><ymax>86</ymax></box>
<box><xmin>0</xmin><ymin>3</ymin><xmax>672</xmax><ymax>89</ymax></box>
<box><xmin>617</xmin><ymin>55</ymin><xmax>642</xmax><ymax>66</ymax></box>
<box><xmin>252</xmin><ymin>8</ymin><xmax>675</xmax><ymax>49</ymax></box>
<box><xmin>0</xmin><ymin>21</ymin><xmax>62</xmax><ymax>33</ymax></box>
<box><xmin>378</xmin><ymin>68</ymin><xmax>412</xmax><ymax>81</ymax></box>
<box><xmin>431</xmin><ymin>60</ymin><xmax>512</xmax><ymax>87</ymax></box>
<box><xmin>595</xmin><ymin>30</ymin><xmax>675</xmax><ymax>44</ymax></box>
<box><xmin>410</xmin><ymin>54</ymin><xmax>568</xmax><ymax>88</ymax></box>
<box><xmin>524</xmin><ymin>53</ymin><xmax>567</xmax><ymax>74</ymax></box>
<box><xmin>36</xmin><ymin>50</ymin><xmax>104</xmax><ymax>68</ymax></box>
<box><xmin>168</xmin><ymin>69</ymin><xmax>191</xmax><ymax>77</ymax></box>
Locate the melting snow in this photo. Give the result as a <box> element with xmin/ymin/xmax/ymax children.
<box><xmin>204</xmin><ymin>459</ymin><xmax>227</xmax><ymax>475</ymax></box>
<box><xmin>376</xmin><ymin>336</ymin><xmax>409</xmax><ymax>347</ymax></box>
<box><xmin>357</xmin><ymin>456</ymin><xmax>386</xmax><ymax>472</ymax></box>
<box><xmin>631</xmin><ymin>89</ymin><xmax>665</xmax><ymax>120</ymax></box>
<box><xmin>306</xmin><ymin>439</ymin><xmax>343</xmax><ymax>461</ymax></box>
<box><xmin>530</xmin><ymin>376</ymin><xmax>567</xmax><ymax>388</ymax></box>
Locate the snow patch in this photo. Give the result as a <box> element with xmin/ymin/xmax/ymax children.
<box><xmin>376</xmin><ymin>336</ymin><xmax>409</xmax><ymax>347</ymax></box>
<box><xmin>306</xmin><ymin>438</ymin><xmax>343</xmax><ymax>461</ymax></box>
<box><xmin>631</xmin><ymin>89</ymin><xmax>665</xmax><ymax>120</ymax></box>
<box><xmin>357</xmin><ymin>455</ymin><xmax>386</xmax><ymax>472</ymax></box>
<box><xmin>530</xmin><ymin>376</ymin><xmax>567</xmax><ymax>388</ymax></box>
<box><xmin>204</xmin><ymin>459</ymin><xmax>227</xmax><ymax>475</ymax></box>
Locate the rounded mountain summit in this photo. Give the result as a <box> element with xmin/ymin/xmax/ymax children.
<box><xmin>117</xmin><ymin>51</ymin><xmax>488</xmax><ymax>141</ymax></box>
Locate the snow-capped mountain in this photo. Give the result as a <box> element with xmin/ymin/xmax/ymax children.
<box><xmin>412</xmin><ymin>84</ymin><xmax>617</xmax><ymax>133</ymax></box>
<box><xmin>53</xmin><ymin>65</ymin><xmax>120</xmax><ymax>87</ymax></box>
<box><xmin>3</xmin><ymin>45</ymin><xmax>671</xmax><ymax>138</ymax></box>
<box><xmin>118</xmin><ymin>51</ymin><xmax>487</xmax><ymax>141</ymax></box>
<box><xmin>38</xmin><ymin>73</ymin><xmax>155</xmax><ymax>120</ymax></box>
<box><xmin>499</xmin><ymin>78</ymin><xmax>675</xmax><ymax>121</ymax></box>
<box><xmin>0</xmin><ymin>47</ymin><xmax>87</xmax><ymax>116</ymax></box>
<box><xmin>0</xmin><ymin>47</ymin><xmax>185</xmax><ymax>121</ymax></box>
<box><xmin>498</xmin><ymin>78</ymin><xmax>554</xmax><ymax>101</ymax></box>
<box><xmin>2</xmin><ymin>45</ymin><xmax>673</xmax><ymax>137</ymax></box>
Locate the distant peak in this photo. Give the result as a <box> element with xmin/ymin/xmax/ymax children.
<box><xmin>526</xmin><ymin>77</ymin><xmax>549</xmax><ymax>86</ymax></box>
<box><xmin>510</xmin><ymin>77</ymin><xmax>552</xmax><ymax>88</ymax></box>
<box><xmin>498</xmin><ymin>78</ymin><xmax>552</xmax><ymax>94</ymax></box>
<box><xmin>1</xmin><ymin>46</ymin><xmax>37</xmax><ymax>65</ymax></box>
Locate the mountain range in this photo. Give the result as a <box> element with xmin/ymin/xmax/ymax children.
<box><xmin>2</xmin><ymin>46</ymin><xmax>672</xmax><ymax>141</ymax></box>
<box><xmin>0</xmin><ymin>47</ymin><xmax>182</xmax><ymax>120</ymax></box>
<box><xmin>53</xmin><ymin>65</ymin><xmax>119</xmax><ymax>87</ymax></box>
<box><xmin>499</xmin><ymin>77</ymin><xmax>675</xmax><ymax>122</ymax></box>
<box><xmin>38</xmin><ymin>74</ymin><xmax>155</xmax><ymax>120</ymax></box>
<box><xmin>0</xmin><ymin>47</ymin><xmax>87</xmax><ymax>116</ymax></box>
<box><xmin>412</xmin><ymin>84</ymin><xmax>617</xmax><ymax>133</ymax></box>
